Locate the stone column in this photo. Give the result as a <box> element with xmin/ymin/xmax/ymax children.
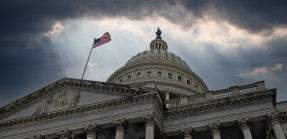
<box><xmin>268</xmin><ymin>112</ymin><xmax>285</xmax><ymax>139</ymax></box>
<box><xmin>57</xmin><ymin>129</ymin><xmax>71</xmax><ymax>139</ymax></box>
<box><xmin>238</xmin><ymin>117</ymin><xmax>253</xmax><ymax>139</ymax></box>
<box><xmin>209</xmin><ymin>122</ymin><xmax>221</xmax><ymax>139</ymax></box>
<box><xmin>165</xmin><ymin>93</ymin><xmax>170</xmax><ymax>100</ymax></box>
<box><xmin>114</xmin><ymin>119</ymin><xmax>128</xmax><ymax>139</ymax></box>
<box><xmin>181</xmin><ymin>128</ymin><xmax>192</xmax><ymax>139</ymax></box>
<box><xmin>85</xmin><ymin>123</ymin><xmax>101</xmax><ymax>139</ymax></box>
<box><xmin>143</xmin><ymin>113</ymin><xmax>155</xmax><ymax>139</ymax></box>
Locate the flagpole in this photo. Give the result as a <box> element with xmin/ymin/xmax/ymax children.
<box><xmin>81</xmin><ymin>45</ymin><xmax>93</xmax><ymax>81</ymax></box>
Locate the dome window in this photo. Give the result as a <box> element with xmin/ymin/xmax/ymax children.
<box><xmin>147</xmin><ymin>71</ymin><xmax>151</xmax><ymax>78</ymax></box>
<box><xmin>178</xmin><ymin>76</ymin><xmax>182</xmax><ymax>82</ymax></box>
<box><xmin>137</xmin><ymin>72</ymin><xmax>141</xmax><ymax>78</ymax></box>
<box><xmin>157</xmin><ymin>71</ymin><xmax>162</xmax><ymax>78</ymax></box>
<box><xmin>127</xmin><ymin>75</ymin><xmax>131</xmax><ymax>80</ymax></box>
<box><xmin>187</xmin><ymin>80</ymin><xmax>190</xmax><ymax>85</ymax></box>
<box><xmin>168</xmin><ymin>73</ymin><xmax>172</xmax><ymax>79</ymax></box>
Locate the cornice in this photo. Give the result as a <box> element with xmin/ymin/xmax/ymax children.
<box><xmin>0</xmin><ymin>78</ymin><xmax>157</xmax><ymax>120</ymax></box>
<box><xmin>0</xmin><ymin>92</ymin><xmax>160</xmax><ymax>129</ymax></box>
<box><xmin>166</xmin><ymin>89</ymin><xmax>276</xmax><ymax>119</ymax></box>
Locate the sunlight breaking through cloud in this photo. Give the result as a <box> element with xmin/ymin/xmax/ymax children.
<box><xmin>44</xmin><ymin>21</ymin><xmax>64</xmax><ymax>37</ymax></box>
<box><xmin>236</xmin><ymin>63</ymin><xmax>283</xmax><ymax>77</ymax></box>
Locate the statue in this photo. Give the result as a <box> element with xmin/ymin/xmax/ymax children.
<box><xmin>156</xmin><ymin>28</ymin><xmax>162</xmax><ymax>39</ymax></box>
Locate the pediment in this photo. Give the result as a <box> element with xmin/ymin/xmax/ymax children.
<box><xmin>0</xmin><ymin>78</ymin><xmax>143</xmax><ymax>122</ymax></box>
<box><xmin>1</xmin><ymin>87</ymin><xmax>122</xmax><ymax>122</ymax></box>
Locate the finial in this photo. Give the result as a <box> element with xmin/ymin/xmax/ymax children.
<box><xmin>156</xmin><ymin>28</ymin><xmax>162</xmax><ymax>39</ymax></box>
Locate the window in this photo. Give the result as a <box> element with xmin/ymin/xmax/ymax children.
<box><xmin>137</xmin><ymin>72</ymin><xmax>141</xmax><ymax>78</ymax></box>
<box><xmin>168</xmin><ymin>73</ymin><xmax>172</xmax><ymax>79</ymax></box>
<box><xmin>127</xmin><ymin>75</ymin><xmax>131</xmax><ymax>80</ymax></box>
<box><xmin>157</xmin><ymin>71</ymin><xmax>162</xmax><ymax>78</ymax></box>
<box><xmin>147</xmin><ymin>71</ymin><xmax>151</xmax><ymax>78</ymax></box>
<box><xmin>119</xmin><ymin>79</ymin><xmax>123</xmax><ymax>83</ymax></box>
<box><xmin>178</xmin><ymin>76</ymin><xmax>182</xmax><ymax>81</ymax></box>
<box><xmin>187</xmin><ymin>80</ymin><xmax>190</xmax><ymax>85</ymax></box>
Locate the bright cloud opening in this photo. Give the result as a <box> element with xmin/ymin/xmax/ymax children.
<box><xmin>236</xmin><ymin>63</ymin><xmax>283</xmax><ymax>77</ymax></box>
<box><xmin>44</xmin><ymin>21</ymin><xmax>64</xmax><ymax>37</ymax></box>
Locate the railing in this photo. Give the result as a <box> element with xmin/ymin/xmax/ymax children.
<box><xmin>187</xmin><ymin>94</ymin><xmax>206</xmax><ymax>103</ymax></box>
<box><xmin>212</xmin><ymin>90</ymin><xmax>232</xmax><ymax>99</ymax></box>
<box><xmin>165</xmin><ymin>81</ymin><xmax>265</xmax><ymax>108</ymax></box>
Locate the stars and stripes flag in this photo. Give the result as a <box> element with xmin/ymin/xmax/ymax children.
<box><xmin>93</xmin><ymin>32</ymin><xmax>111</xmax><ymax>48</ymax></box>
<box><xmin>81</xmin><ymin>32</ymin><xmax>112</xmax><ymax>80</ymax></box>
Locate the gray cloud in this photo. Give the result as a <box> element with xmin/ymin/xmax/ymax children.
<box><xmin>180</xmin><ymin>0</ymin><xmax>287</xmax><ymax>32</ymax></box>
<box><xmin>1</xmin><ymin>0</ymin><xmax>287</xmax><ymax>106</ymax></box>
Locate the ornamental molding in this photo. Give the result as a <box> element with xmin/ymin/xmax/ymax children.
<box><xmin>166</xmin><ymin>89</ymin><xmax>275</xmax><ymax>119</ymax></box>
<box><xmin>85</xmin><ymin>123</ymin><xmax>101</xmax><ymax>138</ymax></box>
<box><xmin>143</xmin><ymin>113</ymin><xmax>155</xmax><ymax>127</ymax></box>
<box><xmin>33</xmin><ymin>89</ymin><xmax>80</xmax><ymax>115</ymax></box>
<box><xmin>107</xmin><ymin>61</ymin><xmax>208</xmax><ymax>91</ymax></box>
<box><xmin>0</xmin><ymin>78</ymin><xmax>156</xmax><ymax>120</ymax></box>
<box><xmin>209</xmin><ymin>122</ymin><xmax>221</xmax><ymax>136</ymax></box>
<box><xmin>57</xmin><ymin>129</ymin><xmax>71</xmax><ymax>139</ymax></box>
<box><xmin>238</xmin><ymin>117</ymin><xmax>250</xmax><ymax>131</ymax></box>
<box><xmin>181</xmin><ymin>128</ymin><xmax>193</xmax><ymax>139</ymax></box>
<box><xmin>0</xmin><ymin>91</ymin><xmax>160</xmax><ymax>129</ymax></box>
<box><xmin>113</xmin><ymin>119</ymin><xmax>128</xmax><ymax>133</ymax></box>
<box><xmin>268</xmin><ymin>112</ymin><xmax>280</xmax><ymax>126</ymax></box>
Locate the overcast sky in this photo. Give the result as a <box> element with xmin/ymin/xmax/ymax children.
<box><xmin>1</xmin><ymin>0</ymin><xmax>287</xmax><ymax>107</ymax></box>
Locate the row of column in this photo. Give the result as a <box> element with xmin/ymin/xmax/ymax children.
<box><xmin>29</xmin><ymin>113</ymin><xmax>155</xmax><ymax>139</ymax></box>
<box><xmin>181</xmin><ymin>112</ymin><xmax>285</xmax><ymax>139</ymax></box>
<box><xmin>29</xmin><ymin>112</ymin><xmax>285</xmax><ymax>139</ymax></box>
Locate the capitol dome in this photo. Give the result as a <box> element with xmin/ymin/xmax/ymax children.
<box><xmin>107</xmin><ymin>28</ymin><xmax>208</xmax><ymax>99</ymax></box>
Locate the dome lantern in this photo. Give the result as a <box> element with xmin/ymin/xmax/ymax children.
<box><xmin>150</xmin><ymin>28</ymin><xmax>168</xmax><ymax>51</ymax></box>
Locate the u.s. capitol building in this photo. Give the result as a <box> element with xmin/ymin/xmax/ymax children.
<box><xmin>0</xmin><ymin>29</ymin><xmax>286</xmax><ymax>139</ymax></box>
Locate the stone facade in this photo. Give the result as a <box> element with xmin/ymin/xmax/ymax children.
<box><xmin>0</xmin><ymin>29</ymin><xmax>287</xmax><ymax>139</ymax></box>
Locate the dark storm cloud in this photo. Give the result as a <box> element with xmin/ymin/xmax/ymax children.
<box><xmin>1</xmin><ymin>0</ymin><xmax>287</xmax><ymax>106</ymax></box>
<box><xmin>181</xmin><ymin>0</ymin><xmax>287</xmax><ymax>32</ymax></box>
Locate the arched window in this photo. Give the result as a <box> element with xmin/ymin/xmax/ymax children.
<box><xmin>137</xmin><ymin>72</ymin><xmax>141</xmax><ymax>78</ymax></box>
<box><xmin>157</xmin><ymin>71</ymin><xmax>162</xmax><ymax>78</ymax></box>
<box><xmin>168</xmin><ymin>73</ymin><xmax>172</xmax><ymax>79</ymax></box>
<box><xmin>147</xmin><ymin>71</ymin><xmax>151</xmax><ymax>78</ymax></box>
<box><xmin>178</xmin><ymin>76</ymin><xmax>182</xmax><ymax>81</ymax></box>
<box><xmin>187</xmin><ymin>80</ymin><xmax>190</xmax><ymax>85</ymax></box>
<box><xmin>127</xmin><ymin>75</ymin><xmax>131</xmax><ymax>80</ymax></box>
<box><xmin>119</xmin><ymin>79</ymin><xmax>123</xmax><ymax>83</ymax></box>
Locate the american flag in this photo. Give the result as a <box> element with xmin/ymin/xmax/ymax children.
<box><xmin>93</xmin><ymin>32</ymin><xmax>111</xmax><ymax>48</ymax></box>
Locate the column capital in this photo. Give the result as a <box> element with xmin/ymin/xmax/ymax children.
<box><xmin>238</xmin><ymin>117</ymin><xmax>251</xmax><ymax>131</ymax></box>
<box><xmin>29</xmin><ymin>134</ymin><xmax>43</xmax><ymax>139</ymax></box>
<box><xmin>268</xmin><ymin>112</ymin><xmax>280</xmax><ymax>126</ymax></box>
<box><xmin>209</xmin><ymin>122</ymin><xmax>221</xmax><ymax>136</ymax></box>
<box><xmin>85</xmin><ymin>123</ymin><xmax>101</xmax><ymax>138</ymax></box>
<box><xmin>113</xmin><ymin>119</ymin><xmax>128</xmax><ymax>133</ymax></box>
<box><xmin>181</xmin><ymin>128</ymin><xmax>193</xmax><ymax>139</ymax></box>
<box><xmin>57</xmin><ymin>129</ymin><xmax>71</xmax><ymax>139</ymax></box>
<box><xmin>143</xmin><ymin>113</ymin><xmax>155</xmax><ymax>127</ymax></box>
<box><xmin>156</xmin><ymin>132</ymin><xmax>167</xmax><ymax>139</ymax></box>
